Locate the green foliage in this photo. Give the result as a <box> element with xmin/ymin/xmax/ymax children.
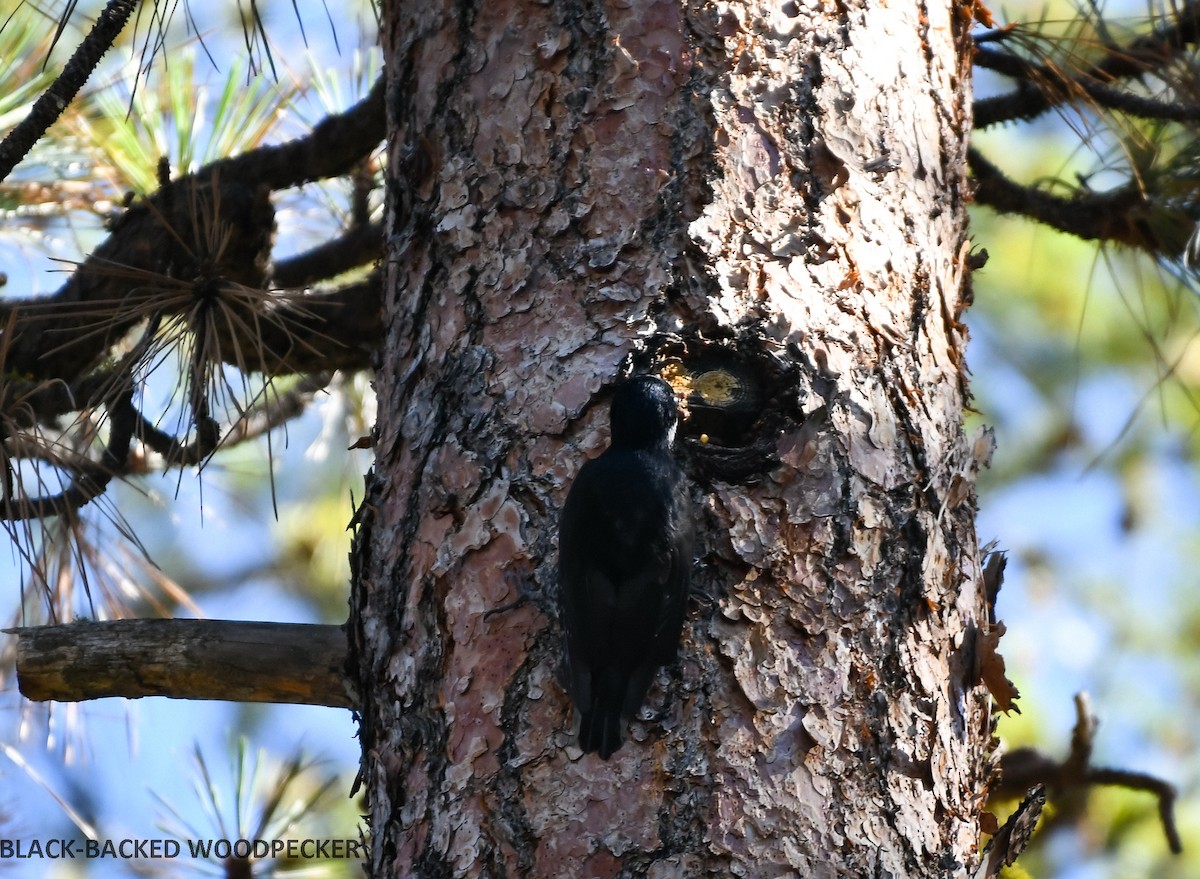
<box><xmin>0</xmin><ymin>4</ymin><xmax>378</xmax><ymax>873</ymax></box>
<box><xmin>69</xmin><ymin>51</ymin><xmax>298</xmax><ymax>194</ymax></box>
<box><xmin>971</xmin><ymin>2</ymin><xmax>1200</xmax><ymax>874</ymax></box>
<box><xmin>0</xmin><ymin>16</ymin><xmax>59</xmax><ymax>137</ymax></box>
<box><xmin>152</xmin><ymin>740</ymin><xmax>360</xmax><ymax>878</ymax></box>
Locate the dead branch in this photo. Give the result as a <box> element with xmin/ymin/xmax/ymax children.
<box><xmin>133</xmin><ymin>373</ymin><xmax>334</xmax><ymax>467</ymax></box>
<box><xmin>996</xmin><ymin>693</ymin><xmax>1182</xmax><ymax>855</ymax></box>
<box><xmin>6</xmin><ymin>619</ymin><xmax>356</xmax><ymax>708</ymax></box>
<box><xmin>2</xmin><ymin>386</ymin><xmax>135</xmax><ymax>521</ymax></box>
<box><xmin>273</xmin><ymin>222</ymin><xmax>384</xmax><ymax>289</ymax></box>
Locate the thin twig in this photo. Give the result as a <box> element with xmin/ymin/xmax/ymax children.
<box><xmin>0</xmin><ymin>0</ymin><xmax>138</xmax><ymax>183</ymax></box>
<box><xmin>973</xmin><ymin>2</ymin><xmax>1200</xmax><ymax>128</ymax></box>
<box><xmin>996</xmin><ymin>693</ymin><xmax>1182</xmax><ymax>855</ymax></box>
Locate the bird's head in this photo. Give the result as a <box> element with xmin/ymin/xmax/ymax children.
<box><xmin>609</xmin><ymin>375</ymin><xmax>680</xmax><ymax>450</ymax></box>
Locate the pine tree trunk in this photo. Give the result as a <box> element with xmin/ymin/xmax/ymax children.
<box><xmin>352</xmin><ymin>0</ymin><xmax>989</xmax><ymax>875</ymax></box>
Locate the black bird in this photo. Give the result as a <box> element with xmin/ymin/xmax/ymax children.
<box><xmin>558</xmin><ymin>374</ymin><xmax>693</xmax><ymax>759</ymax></box>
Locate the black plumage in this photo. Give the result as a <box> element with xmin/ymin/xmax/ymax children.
<box><xmin>558</xmin><ymin>375</ymin><xmax>693</xmax><ymax>759</ymax></box>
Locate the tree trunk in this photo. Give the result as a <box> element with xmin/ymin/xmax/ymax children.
<box><xmin>352</xmin><ymin>0</ymin><xmax>990</xmax><ymax>875</ymax></box>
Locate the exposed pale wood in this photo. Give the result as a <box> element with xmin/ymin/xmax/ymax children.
<box><xmin>7</xmin><ymin>620</ymin><xmax>355</xmax><ymax>708</ymax></box>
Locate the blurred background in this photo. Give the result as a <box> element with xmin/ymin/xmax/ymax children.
<box><xmin>0</xmin><ymin>2</ymin><xmax>379</xmax><ymax>876</ymax></box>
<box><xmin>1</xmin><ymin>0</ymin><xmax>1198</xmax><ymax>877</ymax></box>
<box><xmin>970</xmin><ymin>1</ymin><xmax>1200</xmax><ymax>873</ymax></box>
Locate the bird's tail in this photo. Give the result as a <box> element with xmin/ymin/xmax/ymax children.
<box><xmin>578</xmin><ymin>669</ymin><xmax>626</xmax><ymax>760</ymax></box>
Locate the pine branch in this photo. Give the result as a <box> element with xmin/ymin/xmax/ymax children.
<box><xmin>967</xmin><ymin>147</ymin><xmax>1190</xmax><ymax>256</ymax></box>
<box><xmin>0</xmin><ymin>182</ymin><xmax>383</xmax><ymax>385</ymax></box>
<box><xmin>0</xmin><ymin>0</ymin><xmax>138</xmax><ymax>183</ymax></box>
<box><xmin>1</xmin><ymin>385</ymin><xmax>136</xmax><ymax>521</ymax></box>
<box><xmin>134</xmin><ymin>373</ymin><xmax>333</xmax><ymax>466</ymax></box>
<box><xmin>973</xmin><ymin>2</ymin><xmax>1200</xmax><ymax>129</ymax></box>
<box><xmin>273</xmin><ymin>222</ymin><xmax>384</xmax><ymax>289</ymax></box>
<box><xmin>205</xmin><ymin>75</ymin><xmax>386</xmax><ymax>191</ymax></box>
<box><xmin>975</xmin><ymin>45</ymin><xmax>1200</xmax><ymax>127</ymax></box>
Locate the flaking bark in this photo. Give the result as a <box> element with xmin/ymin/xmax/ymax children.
<box><xmin>352</xmin><ymin>0</ymin><xmax>992</xmax><ymax>875</ymax></box>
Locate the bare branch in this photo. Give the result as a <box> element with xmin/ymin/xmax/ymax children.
<box><xmin>995</xmin><ymin>693</ymin><xmax>1182</xmax><ymax>855</ymax></box>
<box><xmin>7</xmin><ymin>619</ymin><xmax>356</xmax><ymax>708</ymax></box>
<box><xmin>205</xmin><ymin>75</ymin><xmax>386</xmax><ymax>191</ymax></box>
<box><xmin>135</xmin><ymin>373</ymin><xmax>334</xmax><ymax>466</ymax></box>
<box><xmin>975</xmin><ymin>45</ymin><xmax>1200</xmax><ymax>127</ymax></box>
<box><xmin>225</xmin><ymin>273</ymin><xmax>383</xmax><ymax>376</ymax></box>
<box><xmin>273</xmin><ymin>222</ymin><xmax>383</xmax><ymax>289</ymax></box>
<box><xmin>1</xmin><ymin>384</ymin><xmax>135</xmax><ymax>521</ymax></box>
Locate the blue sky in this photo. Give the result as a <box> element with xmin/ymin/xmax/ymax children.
<box><xmin>1</xmin><ymin>1</ymin><xmax>1197</xmax><ymax>877</ymax></box>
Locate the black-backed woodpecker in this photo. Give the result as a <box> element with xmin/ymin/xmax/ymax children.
<box><xmin>558</xmin><ymin>374</ymin><xmax>693</xmax><ymax>759</ymax></box>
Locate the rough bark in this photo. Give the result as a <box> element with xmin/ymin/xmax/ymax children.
<box><xmin>352</xmin><ymin>0</ymin><xmax>990</xmax><ymax>875</ymax></box>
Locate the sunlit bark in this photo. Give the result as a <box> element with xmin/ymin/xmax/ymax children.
<box><xmin>352</xmin><ymin>0</ymin><xmax>991</xmax><ymax>874</ymax></box>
